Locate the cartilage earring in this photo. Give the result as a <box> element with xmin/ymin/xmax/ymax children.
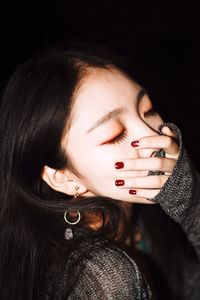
<box><xmin>74</xmin><ymin>186</ymin><xmax>80</xmax><ymax>198</ymax></box>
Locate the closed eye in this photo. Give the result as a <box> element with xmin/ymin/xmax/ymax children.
<box><xmin>103</xmin><ymin>108</ymin><xmax>157</xmax><ymax>146</ymax></box>
<box><xmin>104</xmin><ymin>130</ymin><xmax>127</xmax><ymax>145</ymax></box>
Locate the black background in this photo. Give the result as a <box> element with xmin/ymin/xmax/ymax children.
<box><xmin>1</xmin><ymin>1</ymin><xmax>200</xmax><ymax>168</ymax></box>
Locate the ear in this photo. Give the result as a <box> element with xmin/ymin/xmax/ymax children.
<box><xmin>41</xmin><ymin>166</ymin><xmax>88</xmax><ymax>196</ymax></box>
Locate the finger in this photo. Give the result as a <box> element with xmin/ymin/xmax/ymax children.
<box><xmin>160</xmin><ymin>126</ymin><xmax>176</xmax><ymax>138</ymax></box>
<box><xmin>115</xmin><ymin>175</ymin><xmax>169</xmax><ymax>189</ymax></box>
<box><xmin>131</xmin><ymin>135</ymin><xmax>179</xmax><ymax>156</ymax></box>
<box><xmin>126</xmin><ymin>195</ymin><xmax>156</xmax><ymax>204</ymax></box>
<box><xmin>129</xmin><ymin>188</ymin><xmax>160</xmax><ymax>199</ymax></box>
<box><xmin>115</xmin><ymin>157</ymin><xmax>176</xmax><ymax>173</ymax></box>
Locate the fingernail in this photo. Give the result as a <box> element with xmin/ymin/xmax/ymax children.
<box><xmin>131</xmin><ymin>140</ymin><xmax>139</xmax><ymax>147</ymax></box>
<box><xmin>115</xmin><ymin>162</ymin><xmax>124</xmax><ymax>169</ymax></box>
<box><xmin>115</xmin><ymin>180</ymin><xmax>124</xmax><ymax>186</ymax></box>
<box><xmin>162</xmin><ymin>126</ymin><xmax>170</xmax><ymax>131</ymax></box>
<box><xmin>129</xmin><ymin>189</ymin><xmax>137</xmax><ymax>195</ymax></box>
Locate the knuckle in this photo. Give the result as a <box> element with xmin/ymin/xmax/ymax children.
<box><xmin>127</xmin><ymin>160</ymin><xmax>136</xmax><ymax>170</ymax></box>
<box><xmin>165</xmin><ymin>136</ymin><xmax>172</xmax><ymax>148</ymax></box>
<box><xmin>155</xmin><ymin>157</ymin><xmax>163</xmax><ymax>169</ymax></box>
<box><xmin>132</xmin><ymin>160</ymin><xmax>138</xmax><ymax>169</ymax></box>
<box><xmin>168</xmin><ymin>159</ymin><xmax>175</xmax><ymax>170</ymax></box>
<box><xmin>127</xmin><ymin>178</ymin><xmax>135</xmax><ymax>187</ymax></box>
<box><xmin>156</xmin><ymin>176</ymin><xmax>163</xmax><ymax>187</ymax></box>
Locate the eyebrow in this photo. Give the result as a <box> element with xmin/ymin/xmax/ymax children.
<box><xmin>86</xmin><ymin>88</ymin><xmax>147</xmax><ymax>134</ymax></box>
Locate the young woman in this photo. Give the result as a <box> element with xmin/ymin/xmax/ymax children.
<box><xmin>0</xmin><ymin>43</ymin><xmax>199</xmax><ymax>299</ymax></box>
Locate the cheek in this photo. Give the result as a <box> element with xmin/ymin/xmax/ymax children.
<box><xmin>72</xmin><ymin>147</ymin><xmax>116</xmax><ymax>188</ymax></box>
<box><xmin>69</xmin><ymin>145</ymin><xmax>142</xmax><ymax>196</ymax></box>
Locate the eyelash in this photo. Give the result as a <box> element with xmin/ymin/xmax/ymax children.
<box><xmin>107</xmin><ymin>108</ymin><xmax>157</xmax><ymax>145</ymax></box>
<box><xmin>107</xmin><ymin>131</ymin><xmax>128</xmax><ymax>145</ymax></box>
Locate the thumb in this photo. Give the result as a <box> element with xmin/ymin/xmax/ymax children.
<box><xmin>160</xmin><ymin>125</ymin><xmax>176</xmax><ymax>138</ymax></box>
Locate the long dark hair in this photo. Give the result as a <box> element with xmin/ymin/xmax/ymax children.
<box><xmin>0</xmin><ymin>42</ymin><xmax>195</xmax><ymax>300</ymax></box>
<box><xmin>0</xmin><ymin>43</ymin><xmax>133</xmax><ymax>299</ymax></box>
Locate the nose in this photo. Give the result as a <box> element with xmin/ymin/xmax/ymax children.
<box><xmin>131</xmin><ymin>121</ymin><xmax>160</xmax><ymax>158</ymax></box>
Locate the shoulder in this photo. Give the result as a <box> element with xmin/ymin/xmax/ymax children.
<box><xmin>84</xmin><ymin>239</ymin><xmax>141</xmax><ymax>277</ymax></box>
<box><xmin>67</xmin><ymin>238</ymin><xmax>152</xmax><ymax>299</ymax></box>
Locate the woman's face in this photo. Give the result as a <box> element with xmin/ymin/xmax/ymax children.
<box><xmin>63</xmin><ymin>67</ymin><xmax>164</xmax><ymax>202</ymax></box>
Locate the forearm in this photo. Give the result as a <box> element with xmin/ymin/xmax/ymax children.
<box><xmin>153</xmin><ymin>123</ymin><xmax>200</xmax><ymax>258</ymax></box>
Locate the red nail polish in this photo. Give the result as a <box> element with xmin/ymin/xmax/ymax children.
<box><xmin>115</xmin><ymin>162</ymin><xmax>124</xmax><ymax>169</ymax></box>
<box><xmin>131</xmin><ymin>140</ymin><xmax>139</xmax><ymax>147</ymax></box>
<box><xmin>129</xmin><ymin>189</ymin><xmax>137</xmax><ymax>195</ymax></box>
<box><xmin>115</xmin><ymin>180</ymin><xmax>124</xmax><ymax>186</ymax></box>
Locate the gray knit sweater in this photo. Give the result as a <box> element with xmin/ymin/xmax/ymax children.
<box><xmin>46</xmin><ymin>123</ymin><xmax>200</xmax><ymax>299</ymax></box>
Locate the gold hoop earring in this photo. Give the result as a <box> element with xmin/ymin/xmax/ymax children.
<box><xmin>64</xmin><ymin>186</ymin><xmax>81</xmax><ymax>240</ymax></box>
<box><xmin>64</xmin><ymin>210</ymin><xmax>81</xmax><ymax>225</ymax></box>
<box><xmin>64</xmin><ymin>210</ymin><xmax>81</xmax><ymax>240</ymax></box>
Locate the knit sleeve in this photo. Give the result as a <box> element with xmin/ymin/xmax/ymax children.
<box><xmin>67</xmin><ymin>242</ymin><xmax>153</xmax><ymax>300</ymax></box>
<box><xmin>152</xmin><ymin>122</ymin><xmax>200</xmax><ymax>259</ymax></box>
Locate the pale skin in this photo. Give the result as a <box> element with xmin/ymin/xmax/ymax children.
<box><xmin>42</xmin><ymin>66</ymin><xmax>180</xmax><ymax>205</ymax></box>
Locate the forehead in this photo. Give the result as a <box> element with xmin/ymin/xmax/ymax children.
<box><xmin>71</xmin><ymin>67</ymin><xmax>140</xmax><ymax>127</ymax></box>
